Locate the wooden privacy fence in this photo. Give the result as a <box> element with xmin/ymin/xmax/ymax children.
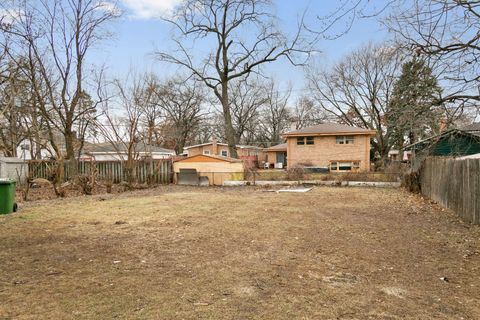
<box><xmin>29</xmin><ymin>160</ymin><xmax>173</xmax><ymax>184</ymax></box>
<box><xmin>420</xmin><ymin>157</ymin><xmax>480</xmax><ymax>224</ymax></box>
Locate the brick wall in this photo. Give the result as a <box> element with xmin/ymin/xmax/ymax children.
<box><xmin>186</xmin><ymin>145</ymin><xmax>229</xmax><ymax>157</ymax></box>
<box><xmin>287</xmin><ymin>134</ymin><xmax>371</xmax><ymax>171</ymax></box>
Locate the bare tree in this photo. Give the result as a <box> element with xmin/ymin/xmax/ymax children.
<box><xmin>386</xmin><ymin>0</ymin><xmax>480</xmax><ymax>110</ymax></box>
<box><xmin>228</xmin><ymin>79</ymin><xmax>267</xmax><ymax>144</ymax></box>
<box><xmin>157</xmin><ymin>0</ymin><xmax>310</xmax><ymax>157</ymax></box>
<box><xmin>307</xmin><ymin>42</ymin><xmax>402</xmax><ymax>164</ymax></box>
<box><xmin>154</xmin><ymin>78</ymin><xmax>205</xmax><ymax>155</ymax></box>
<box><xmin>0</xmin><ymin>0</ymin><xmax>120</xmax><ymax>160</ymax></box>
<box><xmin>257</xmin><ymin>80</ymin><xmax>292</xmax><ymax>146</ymax></box>
<box><xmin>291</xmin><ymin>95</ymin><xmax>328</xmax><ymax>129</ymax></box>
<box><xmin>95</xmin><ymin>71</ymin><xmax>153</xmax><ymax>185</ymax></box>
<box><xmin>0</xmin><ymin>58</ymin><xmax>28</xmax><ymax>156</ymax></box>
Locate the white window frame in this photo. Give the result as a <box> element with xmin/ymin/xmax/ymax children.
<box><xmin>203</xmin><ymin>150</ymin><xmax>210</xmax><ymax>155</ymax></box>
<box><xmin>336</xmin><ymin>135</ymin><xmax>354</xmax><ymax>145</ymax></box>
<box><xmin>220</xmin><ymin>150</ymin><xmax>228</xmax><ymax>157</ymax></box>
<box><xmin>329</xmin><ymin>161</ymin><xmax>360</xmax><ymax>172</ymax></box>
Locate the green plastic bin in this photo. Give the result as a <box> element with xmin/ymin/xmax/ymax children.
<box><xmin>0</xmin><ymin>179</ymin><xmax>16</xmax><ymax>214</ymax></box>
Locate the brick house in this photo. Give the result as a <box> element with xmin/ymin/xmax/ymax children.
<box><xmin>267</xmin><ymin>123</ymin><xmax>376</xmax><ymax>172</ymax></box>
<box><xmin>183</xmin><ymin>140</ymin><xmax>267</xmax><ymax>165</ymax></box>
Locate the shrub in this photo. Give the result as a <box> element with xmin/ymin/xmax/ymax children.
<box><xmin>286</xmin><ymin>165</ymin><xmax>305</xmax><ymax>181</ymax></box>
<box><xmin>76</xmin><ymin>174</ymin><xmax>94</xmax><ymax>195</ymax></box>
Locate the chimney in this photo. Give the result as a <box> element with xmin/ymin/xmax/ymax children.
<box><xmin>290</xmin><ymin>121</ymin><xmax>298</xmax><ymax>132</ymax></box>
<box><xmin>439</xmin><ymin>118</ymin><xmax>447</xmax><ymax>132</ymax></box>
<box><xmin>212</xmin><ymin>138</ymin><xmax>218</xmax><ymax>155</ymax></box>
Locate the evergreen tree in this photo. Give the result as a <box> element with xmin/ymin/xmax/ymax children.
<box><xmin>388</xmin><ymin>58</ymin><xmax>443</xmax><ymax>147</ymax></box>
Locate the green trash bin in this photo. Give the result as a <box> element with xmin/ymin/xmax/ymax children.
<box><xmin>0</xmin><ymin>179</ymin><xmax>17</xmax><ymax>214</ymax></box>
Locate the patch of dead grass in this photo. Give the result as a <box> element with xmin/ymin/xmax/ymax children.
<box><xmin>0</xmin><ymin>186</ymin><xmax>479</xmax><ymax>319</ymax></box>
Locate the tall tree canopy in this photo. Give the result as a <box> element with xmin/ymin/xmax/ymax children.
<box><xmin>157</xmin><ymin>0</ymin><xmax>310</xmax><ymax>157</ymax></box>
<box><xmin>388</xmin><ymin>58</ymin><xmax>443</xmax><ymax>147</ymax></box>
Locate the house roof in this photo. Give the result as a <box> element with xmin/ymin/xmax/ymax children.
<box><xmin>265</xmin><ymin>143</ymin><xmax>287</xmax><ymax>151</ymax></box>
<box><xmin>84</xmin><ymin>142</ymin><xmax>175</xmax><ymax>154</ymax></box>
<box><xmin>183</xmin><ymin>141</ymin><xmax>263</xmax><ymax>150</ymax></box>
<box><xmin>184</xmin><ymin>142</ymin><xmax>228</xmax><ymax>149</ymax></box>
<box><xmin>174</xmin><ymin>154</ymin><xmax>243</xmax><ymax>163</ymax></box>
<box><xmin>457</xmin><ymin>153</ymin><xmax>480</xmax><ymax>160</ymax></box>
<box><xmin>403</xmin><ymin>128</ymin><xmax>480</xmax><ymax>151</ymax></box>
<box><xmin>283</xmin><ymin>123</ymin><xmax>376</xmax><ymax>137</ymax></box>
<box><xmin>461</xmin><ymin>123</ymin><xmax>480</xmax><ymax>137</ymax></box>
<box><xmin>0</xmin><ymin>157</ymin><xmax>26</xmax><ymax>163</ymax></box>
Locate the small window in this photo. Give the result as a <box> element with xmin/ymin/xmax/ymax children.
<box><xmin>336</xmin><ymin>135</ymin><xmax>354</xmax><ymax>144</ymax></box>
<box><xmin>338</xmin><ymin>162</ymin><xmax>352</xmax><ymax>171</ymax></box>
<box><xmin>203</xmin><ymin>150</ymin><xmax>210</xmax><ymax>155</ymax></box>
<box><xmin>330</xmin><ymin>162</ymin><xmax>338</xmax><ymax>171</ymax></box>
<box><xmin>306</xmin><ymin>136</ymin><xmax>314</xmax><ymax>145</ymax></box>
<box><xmin>221</xmin><ymin>150</ymin><xmax>228</xmax><ymax>157</ymax></box>
<box><xmin>297</xmin><ymin>137</ymin><xmax>305</xmax><ymax>145</ymax></box>
<box><xmin>330</xmin><ymin>161</ymin><xmax>360</xmax><ymax>172</ymax></box>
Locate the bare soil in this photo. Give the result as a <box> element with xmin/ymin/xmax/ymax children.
<box><xmin>1</xmin><ymin>186</ymin><xmax>479</xmax><ymax>319</ymax></box>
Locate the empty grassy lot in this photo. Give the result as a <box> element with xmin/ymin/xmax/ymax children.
<box><xmin>1</xmin><ymin>186</ymin><xmax>479</xmax><ymax>319</ymax></box>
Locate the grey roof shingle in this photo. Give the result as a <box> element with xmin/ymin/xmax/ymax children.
<box><xmin>265</xmin><ymin>143</ymin><xmax>287</xmax><ymax>151</ymax></box>
<box><xmin>283</xmin><ymin>123</ymin><xmax>375</xmax><ymax>136</ymax></box>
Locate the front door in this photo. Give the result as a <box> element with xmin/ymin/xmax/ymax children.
<box><xmin>276</xmin><ymin>152</ymin><xmax>287</xmax><ymax>167</ymax></box>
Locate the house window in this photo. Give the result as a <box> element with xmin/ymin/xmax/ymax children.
<box><xmin>330</xmin><ymin>161</ymin><xmax>360</xmax><ymax>172</ymax></box>
<box><xmin>203</xmin><ymin>150</ymin><xmax>210</xmax><ymax>155</ymax></box>
<box><xmin>221</xmin><ymin>150</ymin><xmax>228</xmax><ymax>157</ymax></box>
<box><xmin>336</xmin><ymin>135</ymin><xmax>354</xmax><ymax>144</ymax></box>
<box><xmin>297</xmin><ymin>136</ymin><xmax>314</xmax><ymax>145</ymax></box>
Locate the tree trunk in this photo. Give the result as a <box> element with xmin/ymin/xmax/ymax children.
<box><xmin>64</xmin><ymin>129</ymin><xmax>76</xmax><ymax>160</ymax></box>
<box><xmin>64</xmin><ymin>129</ymin><xmax>78</xmax><ymax>178</ymax></box>
<box><xmin>221</xmin><ymin>82</ymin><xmax>237</xmax><ymax>158</ymax></box>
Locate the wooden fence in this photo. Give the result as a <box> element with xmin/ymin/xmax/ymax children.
<box><xmin>420</xmin><ymin>157</ymin><xmax>480</xmax><ymax>224</ymax></box>
<box><xmin>28</xmin><ymin>160</ymin><xmax>173</xmax><ymax>184</ymax></box>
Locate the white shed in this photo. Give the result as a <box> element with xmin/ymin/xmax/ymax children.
<box><xmin>0</xmin><ymin>157</ymin><xmax>27</xmax><ymax>183</ymax></box>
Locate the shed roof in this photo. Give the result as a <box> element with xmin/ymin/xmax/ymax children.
<box><xmin>265</xmin><ymin>143</ymin><xmax>287</xmax><ymax>151</ymax></box>
<box><xmin>283</xmin><ymin>123</ymin><xmax>376</xmax><ymax>136</ymax></box>
<box><xmin>403</xmin><ymin>128</ymin><xmax>480</xmax><ymax>151</ymax></box>
<box><xmin>456</xmin><ymin>153</ymin><xmax>480</xmax><ymax>160</ymax></box>
<box><xmin>461</xmin><ymin>123</ymin><xmax>480</xmax><ymax>137</ymax></box>
<box><xmin>174</xmin><ymin>154</ymin><xmax>243</xmax><ymax>163</ymax></box>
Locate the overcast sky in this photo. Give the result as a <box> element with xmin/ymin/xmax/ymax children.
<box><xmin>89</xmin><ymin>0</ymin><xmax>391</xmax><ymax>94</ymax></box>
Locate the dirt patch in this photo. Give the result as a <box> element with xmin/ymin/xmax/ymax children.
<box><xmin>1</xmin><ymin>186</ymin><xmax>479</xmax><ymax>319</ymax></box>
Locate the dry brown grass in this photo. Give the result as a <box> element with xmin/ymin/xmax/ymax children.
<box><xmin>1</xmin><ymin>186</ymin><xmax>479</xmax><ymax>319</ymax></box>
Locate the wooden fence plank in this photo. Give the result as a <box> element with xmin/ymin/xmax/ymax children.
<box><xmin>28</xmin><ymin>159</ymin><xmax>173</xmax><ymax>185</ymax></box>
<box><xmin>421</xmin><ymin>157</ymin><xmax>479</xmax><ymax>225</ymax></box>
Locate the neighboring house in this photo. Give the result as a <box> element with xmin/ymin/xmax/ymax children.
<box><xmin>388</xmin><ymin>149</ymin><xmax>412</xmax><ymax>162</ymax></box>
<box><xmin>183</xmin><ymin>140</ymin><xmax>266</xmax><ymax>164</ymax></box>
<box><xmin>403</xmin><ymin>123</ymin><xmax>480</xmax><ymax>168</ymax></box>
<box><xmin>80</xmin><ymin>142</ymin><xmax>175</xmax><ymax>161</ymax></box>
<box><xmin>15</xmin><ymin>140</ymin><xmax>54</xmax><ymax>160</ymax></box>
<box><xmin>268</xmin><ymin>123</ymin><xmax>376</xmax><ymax>172</ymax></box>
<box><xmin>0</xmin><ymin>157</ymin><xmax>27</xmax><ymax>182</ymax></box>
<box><xmin>265</xmin><ymin>143</ymin><xmax>287</xmax><ymax>168</ymax></box>
<box><xmin>173</xmin><ymin>154</ymin><xmax>244</xmax><ymax>186</ymax></box>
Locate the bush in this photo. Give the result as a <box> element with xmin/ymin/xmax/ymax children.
<box><xmin>76</xmin><ymin>174</ymin><xmax>94</xmax><ymax>195</ymax></box>
<box><xmin>286</xmin><ymin>165</ymin><xmax>305</xmax><ymax>181</ymax></box>
<box><xmin>402</xmin><ymin>171</ymin><xmax>421</xmax><ymax>193</ymax></box>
